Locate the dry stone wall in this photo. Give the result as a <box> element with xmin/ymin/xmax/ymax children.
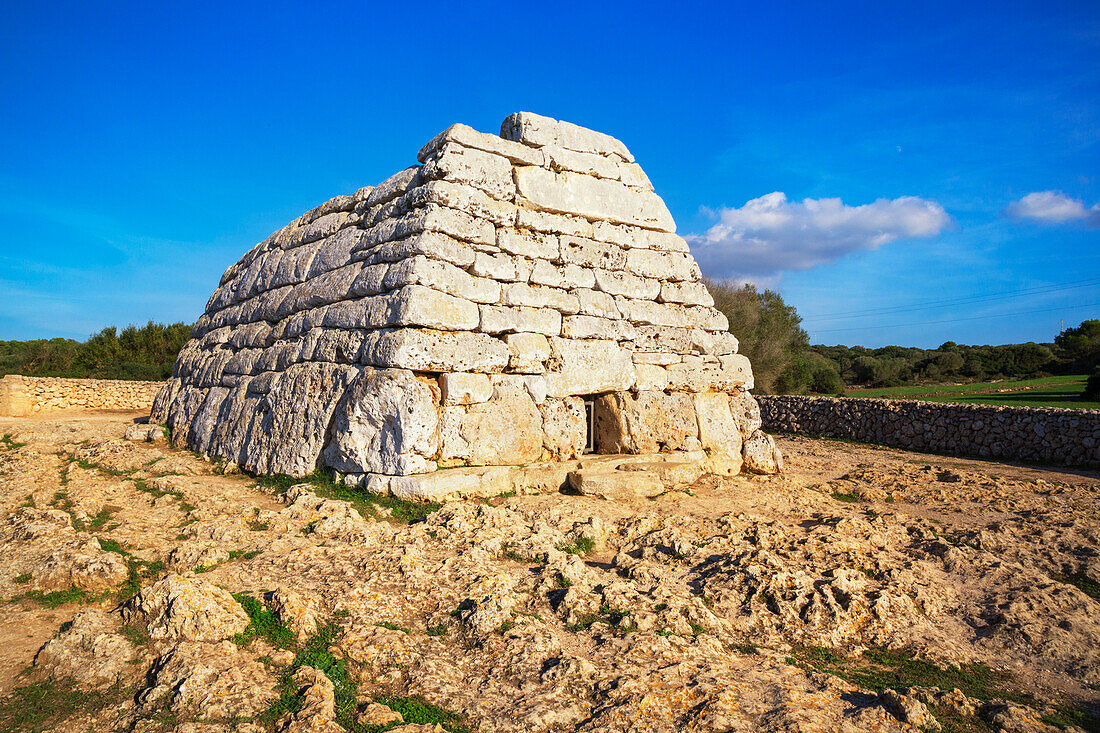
<box><xmin>153</xmin><ymin>112</ymin><xmax>781</xmax><ymax>480</ymax></box>
<box><xmin>758</xmin><ymin>395</ymin><xmax>1100</xmax><ymax>468</ymax></box>
<box><xmin>0</xmin><ymin>375</ymin><xmax>161</xmax><ymax>417</ymax></box>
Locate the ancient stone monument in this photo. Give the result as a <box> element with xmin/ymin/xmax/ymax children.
<box><xmin>152</xmin><ymin>113</ymin><xmax>782</xmax><ymax>499</ymax></box>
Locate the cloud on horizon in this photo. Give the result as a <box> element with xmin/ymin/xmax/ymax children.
<box><xmin>1005</xmin><ymin>190</ymin><xmax>1100</xmax><ymax>226</ymax></box>
<box><xmin>685</xmin><ymin>192</ymin><xmax>952</xmax><ymax>282</ymax></box>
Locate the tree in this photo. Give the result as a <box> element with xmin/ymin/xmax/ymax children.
<box><xmin>706</xmin><ymin>280</ymin><xmax>810</xmax><ymax>394</ymax></box>
<box><xmin>1055</xmin><ymin>319</ymin><xmax>1100</xmax><ymax>373</ymax></box>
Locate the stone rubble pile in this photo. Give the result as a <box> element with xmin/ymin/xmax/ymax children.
<box><xmin>152</xmin><ymin>112</ymin><xmax>780</xmax><ymax>484</ymax></box>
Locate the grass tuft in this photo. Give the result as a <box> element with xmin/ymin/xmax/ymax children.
<box><xmin>232</xmin><ymin>592</ymin><xmax>296</xmax><ymax>649</ymax></box>
<box><xmin>556</xmin><ymin>536</ymin><xmax>595</xmax><ymax>556</ymax></box>
<box><xmin>256</xmin><ymin>469</ymin><xmax>441</xmax><ymax>524</ymax></box>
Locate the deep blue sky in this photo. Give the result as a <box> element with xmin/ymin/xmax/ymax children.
<box><xmin>1</xmin><ymin>1</ymin><xmax>1097</xmax><ymax>347</ymax></box>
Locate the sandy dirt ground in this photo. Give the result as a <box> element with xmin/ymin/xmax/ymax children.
<box><xmin>0</xmin><ymin>412</ymin><xmax>1097</xmax><ymax>732</ymax></box>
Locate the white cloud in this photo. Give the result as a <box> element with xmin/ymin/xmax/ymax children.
<box><xmin>1005</xmin><ymin>190</ymin><xmax>1100</xmax><ymax>225</ymax></box>
<box><xmin>685</xmin><ymin>192</ymin><xmax>952</xmax><ymax>281</ymax></box>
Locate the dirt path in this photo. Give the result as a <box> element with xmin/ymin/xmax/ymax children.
<box><xmin>0</xmin><ymin>414</ymin><xmax>1097</xmax><ymax>732</ymax></box>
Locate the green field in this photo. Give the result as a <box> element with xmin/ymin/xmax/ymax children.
<box><xmin>845</xmin><ymin>374</ymin><xmax>1097</xmax><ymax>409</ymax></box>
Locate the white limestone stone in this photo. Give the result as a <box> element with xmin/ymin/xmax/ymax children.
<box><xmin>384</xmin><ymin>256</ymin><xmax>501</xmax><ymax>304</ymax></box>
<box><xmin>497</xmin><ymin>229</ymin><xmax>558</xmax><ymax>259</ymax></box>
<box><xmin>362</xmin><ymin>205</ymin><xmax>495</xmax><ymax>249</ymax></box>
<box><xmin>418</xmin><ymin>123</ymin><xmax>545</xmax><ymax>166</ymax></box>
<box><xmin>441</xmin><ymin>373</ymin><xmax>493</xmax><ymax>405</ymax></box>
<box><xmin>514</xmin><ymin>167</ymin><xmax>675</xmax><ymax>232</ymax></box>
<box><xmin>479</xmin><ymin>305</ymin><xmax>562</xmax><ymax>337</ymax></box>
<box><xmin>515</xmin><ymin>208</ymin><xmax>594</xmax><ymax>238</ymax></box>
<box><xmin>592</xmin><ymin>269</ymin><xmax>660</xmax><ymax>300</ymax></box>
<box><xmin>561</xmin><ymin>315</ymin><xmax>636</xmax><ymax>340</ymax></box>
<box><xmin>471</xmin><ymin>252</ymin><xmax>518</xmax><ymax>280</ymax></box>
<box><xmin>660</xmin><ymin>280</ymin><xmax>715</xmax><ymax>307</ymax></box>
<box><xmin>504</xmin><ymin>332</ymin><xmax>551</xmax><ymax>372</ymax></box>
<box><xmin>573</xmin><ymin>288</ymin><xmax>621</xmax><ymax>319</ymax></box>
<box><xmin>559</xmin><ymin>236</ymin><xmax>627</xmax><ymax>270</ymax></box>
<box><xmin>634</xmin><ymin>364</ymin><xmax>670</xmax><ymax>391</ymax></box>
<box><xmin>421</xmin><ymin>142</ymin><xmax>516</xmax><ymax>201</ymax></box>
<box><xmin>366</xmin><ymin>166</ymin><xmax>422</xmax><ymax>208</ymax></box>
<box><xmin>529</xmin><ymin>260</ymin><xmax>596</xmax><ymax>290</ymax></box>
<box><xmin>400</xmin><ymin>180</ymin><xmax>517</xmax><ymax>227</ymax></box>
<box><xmin>544</xmin><ymin>144</ymin><xmax>620</xmax><ymax>179</ymax></box>
<box><xmin>501</xmin><ymin>111</ymin><xmax>635</xmax><ymax>162</ymax></box>
<box><xmin>362</xmin><ymin>329</ymin><xmax>509</xmax><ymax>373</ymax></box>
<box><xmin>355</xmin><ymin>231</ymin><xmax>475</xmax><ymax>269</ymax></box>
<box><xmin>501</xmin><ymin>282</ymin><xmax>580</xmax><ymax>314</ymax></box>
<box><xmin>625</xmin><ymin>248</ymin><xmax>700</xmax><ymax>281</ymax></box>
<box><xmin>545</xmin><ymin>338</ymin><xmax>635</xmax><ymax>397</ymax></box>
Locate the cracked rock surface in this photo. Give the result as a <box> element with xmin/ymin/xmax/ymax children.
<box><xmin>0</xmin><ymin>414</ymin><xmax>1097</xmax><ymax>732</ymax></box>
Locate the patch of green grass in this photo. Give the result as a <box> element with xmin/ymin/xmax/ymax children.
<box><xmin>847</xmin><ymin>375</ymin><xmax>1097</xmax><ymax>410</ymax></box>
<box><xmin>426</xmin><ymin>624</ymin><xmax>449</xmax><ymax>637</ymax></box>
<box><xmin>21</xmin><ymin>585</ymin><xmax>105</xmax><ymax>608</ymax></box>
<box><xmin>566</xmin><ymin>605</ymin><xmax>631</xmax><ymax>632</ymax></box>
<box><xmin>373</xmin><ymin>696</ymin><xmax>472</xmax><ymax>733</ymax></box>
<box><xmin>1042</xmin><ymin>703</ymin><xmax>1100</xmax><ymax>732</ymax></box>
<box><xmin>262</xmin><ymin>621</ymin><xmax>361</xmax><ymax>727</ymax></box>
<box><xmin>228</xmin><ymin>549</ymin><xmax>263</xmax><ymax>561</ymax></box>
<box><xmin>130</xmin><ymin>477</ymin><xmax>185</xmax><ymax>502</ymax></box>
<box><xmin>375</xmin><ymin>621</ymin><xmax>411</xmax><ymax>634</ymax></box>
<box><xmin>1053</xmin><ymin>573</ymin><xmax>1100</xmax><ymax>602</ymax></box>
<box><xmin>791</xmin><ymin>645</ymin><xmax>1021</xmax><ymax>703</ymax></box>
<box><xmin>19</xmin><ymin>494</ymin><xmax>34</xmax><ymax>508</ymax></box>
<box><xmin>656</xmin><ymin>629</ymin><xmax>674</xmax><ymax>637</ymax></box>
<box><xmin>688</xmin><ymin>622</ymin><xmax>706</xmax><ymax>635</ymax></box>
<box><xmin>556</xmin><ymin>536</ymin><xmax>595</xmax><ymax>556</ymax></box>
<box><xmin>555</xmin><ymin>573</ymin><xmax>573</xmax><ymax>589</ymax></box>
<box><xmin>831</xmin><ymin>491</ymin><xmax>860</xmax><ymax>503</ymax></box>
<box><xmin>0</xmin><ymin>678</ymin><xmax>130</xmax><ymax>732</ymax></box>
<box><xmin>232</xmin><ymin>592</ymin><xmax>296</xmax><ymax>649</ymax></box>
<box><xmin>13</xmin><ymin>573</ymin><xmax>31</xmax><ymax>584</ymax></box>
<box><xmin>734</xmin><ymin>643</ymin><xmax>759</xmax><ymax>654</ymax></box>
<box><xmin>1</xmin><ymin>433</ymin><xmax>27</xmax><ymax>450</ymax></box>
<box><xmin>86</xmin><ymin>506</ymin><xmax>117</xmax><ymax>531</ymax></box>
<box><xmin>248</xmin><ymin>519</ymin><xmax>270</xmax><ymax>531</ymax></box>
<box><xmin>256</xmin><ymin>469</ymin><xmax>441</xmax><ymax>524</ymax></box>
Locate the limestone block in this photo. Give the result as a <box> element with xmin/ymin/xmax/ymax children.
<box><xmin>497</xmin><ymin>229</ymin><xmax>558</xmax><ymax>260</ymax></box>
<box><xmin>418</xmin><ymin>122</ymin><xmax>544</xmax><ymax>166</ymax></box>
<box><xmin>365</xmin><ymin>166</ymin><xmax>422</xmax><ymax>208</ymax></box>
<box><xmin>438</xmin><ymin>406</ymin><xmax>469</xmax><ymax>462</ymax></box>
<box><xmin>322</xmin><ymin>369</ymin><xmax>439</xmax><ymax>475</ymax></box>
<box><xmin>362</xmin><ymin>205</ymin><xmax>495</xmax><ymax>250</ymax></box>
<box><xmin>270</xmin><ymin>240</ymin><xmax>319</xmax><ymax>288</ymax></box>
<box><xmin>634</xmin><ymin>364</ymin><xmax>670</xmax><ymax>391</ymax></box>
<box><xmin>660</xmin><ymin>280</ymin><xmax>714</xmax><ymax>307</ymax></box>
<box><xmin>514</xmin><ymin>167</ymin><xmax>675</xmax><ymax>232</ymax></box>
<box><xmin>324</xmin><ymin>285</ymin><xmax>480</xmax><ymax>332</ymax></box>
<box><xmin>691</xmin><ymin>329</ymin><xmax>739</xmax><ymax>356</ymax></box>
<box><xmin>504</xmin><ymin>332</ymin><xmax>551</xmax><ymax>372</ymax></box>
<box><xmin>592</xmin><ymin>269</ymin><xmax>660</xmax><ymax>300</ymax></box>
<box><xmin>687</xmin><ymin>306</ymin><xmax>730</xmax><ymax>332</ymax></box>
<box><xmin>730</xmin><ymin>389</ymin><xmax>762</xmax><ymax>439</ymax></box>
<box><xmin>501</xmin><ymin>111</ymin><xmax>635</xmax><ymax>162</ymax></box>
<box><xmin>515</xmin><ymin>208</ymin><xmax>594</xmax><ymax>238</ymax></box>
<box><xmin>567</xmin><ymin>468</ymin><xmax>664</xmax><ymax>501</ymax></box>
<box><xmin>640</xmin><ymin>231</ymin><xmax>691</xmax><ymax>252</ymax></box>
<box><xmin>540</xmin><ymin>398</ymin><xmax>586</xmax><ymax>458</ymax></box>
<box><xmin>625</xmin><ymin>248</ymin><xmax>700</xmax><ymax>281</ymax></box>
<box><xmin>520</xmin><ymin>374</ymin><xmax>548</xmax><ymax>404</ymax></box>
<box><xmin>545</xmin><ymin>338</ymin><xmax>635</xmax><ymax>397</ymax></box>
<box><xmin>441</xmin><ymin>373</ymin><xmax>493</xmax><ymax>405</ymax></box>
<box><xmin>422</xmin><ymin>142</ymin><xmax>516</xmax><ymax>201</ymax></box>
<box><xmin>283</xmin><ymin>211</ymin><xmax>350</xmax><ymax>250</ymax></box>
<box><xmin>501</xmin><ymin>282</ymin><xmax>580</xmax><ymax>314</ymax></box>
<box><xmin>742</xmin><ymin>429</ymin><xmax>783</xmax><ymax>475</ymax></box>
<box><xmin>479</xmin><ymin>305</ymin><xmax>562</xmax><ymax>337</ymax></box>
<box><xmin>400</xmin><ymin>180</ymin><xmax>517</xmax><ymax>227</ymax></box>
<box><xmin>573</xmin><ymin>288</ymin><xmax>621</xmax><ymax>319</ymax></box>
<box><xmin>561</xmin><ymin>315</ymin><xmax>636</xmax><ymax>340</ymax></box>
<box><xmin>276</xmin><ymin>262</ymin><xmax>361</xmax><ymax>318</ymax></box>
<box><xmin>719</xmin><ymin>354</ymin><xmax>754</xmax><ymax>390</ymax></box>
<box><xmin>618</xmin><ymin>162</ymin><xmax>653</xmax><ymax>191</ymax></box>
<box><xmin>559</xmin><ymin>236</ymin><xmax>627</xmax><ymax>270</ymax></box>
<box><xmin>457</xmin><ymin>385</ymin><xmax>544</xmax><ymax>466</ymax></box>
<box><xmin>545</xmin><ymin>144</ymin><xmax>620</xmax><ymax>179</ymax></box>
<box><xmin>355</xmin><ymin>231</ymin><xmax>475</xmax><ymax>269</ymax></box>
<box><xmin>633</xmin><ymin>325</ymin><xmax>693</xmax><ymax>353</ymax></box>
<box><xmin>617</xmin><ymin>298</ymin><xmax>689</xmax><ymax>328</ymax></box>
<box><xmin>693</xmin><ymin>391</ymin><xmax>744</xmax><ymax>476</ymax></box>
<box><xmin>309</xmin><ymin>330</ymin><xmax>366</xmax><ymax>365</ymax></box>
<box><xmin>362</xmin><ymin>329</ymin><xmax>509</xmax><ymax>373</ymax></box>
<box><xmin>530</xmin><ymin>260</ymin><xmax>596</xmax><ymax>290</ymax></box>
<box><xmin>471</xmin><ymin>251</ymin><xmax>518</xmax><ymax>281</ymax></box>
<box><xmin>593</xmin><ymin>391</ymin><xmax>698</xmax><ymax>454</ymax></box>
<box><xmin>384</xmin><ymin>256</ymin><xmax>501</xmax><ymax>304</ymax></box>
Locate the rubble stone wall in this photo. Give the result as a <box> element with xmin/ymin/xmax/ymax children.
<box><xmin>0</xmin><ymin>374</ymin><xmax>162</xmax><ymax>417</ymax></box>
<box><xmin>758</xmin><ymin>395</ymin><xmax>1100</xmax><ymax>467</ymax></box>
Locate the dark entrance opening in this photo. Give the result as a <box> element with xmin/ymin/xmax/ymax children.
<box><xmin>583</xmin><ymin>398</ymin><xmax>595</xmax><ymax>454</ymax></box>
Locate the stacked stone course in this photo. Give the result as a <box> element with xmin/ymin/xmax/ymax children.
<box><xmin>759</xmin><ymin>395</ymin><xmax>1100</xmax><ymax>468</ymax></box>
<box><xmin>153</xmin><ymin>113</ymin><xmax>780</xmax><ymax>483</ymax></box>
<box><xmin>0</xmin><ymin>375</ymin><xmax>161</xmax><ymax>416</ymax></box>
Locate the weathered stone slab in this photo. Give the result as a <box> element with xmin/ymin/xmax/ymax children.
<box><xmin>418</xmin><ymin>123</ymin><xmax>544</xmax><ymax>166</ymax></box>
<box><xmin>545</xmin><ymin>338</ymin><xmax>634</xmax><ymax>397</ymax></box>
<box><xmin>479</xmin><ymin>305</ymin><xmax>562</xmax><ymax>337</ymax></box>
<box><xmin>501</xmin><ymin>111</ymin><xmax>635</xmax><ymax>162</ymax></box>
<box><xmin>514</xmin><ymin>167</ymin><xmax>675</xmax><ymax>232</ymax></box>
<box><xmin>421</xmin><ymin>143</ymin><xmax>515</xmax><ymax>201</ymax></box>
<box><xmin>361</xmin><ymin>329</ymin><xmax>509</xmax><ymax>373</ymax></box>
<box><xmin>440</xmin><ymin>372</ymin><xmax>493</xmax><ymax>405</ymax></box>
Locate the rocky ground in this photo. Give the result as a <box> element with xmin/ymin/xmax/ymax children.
<box><xmin>0</xmin><ymin>413</ymin><xmax>1098</xmax><ymax>733</ymax></box>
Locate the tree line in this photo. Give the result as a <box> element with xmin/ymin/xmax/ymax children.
<box><xmin>0</xmin><ymin>322</ymin><xmax>192</xmax><ymax>381</ymax></box>
<box><xmin>707</xmin><ymin>279</ymin><xmax>1100</xmax><ymax>397</ymax></box>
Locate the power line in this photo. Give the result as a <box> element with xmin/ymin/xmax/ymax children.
<box><xmin>811</xmin><ymin>301</ymin><xmax>1100</xmax><ymax>334</ymax></box>
<box><xmin>801</xmin><ymin>278</ymin><xmax>1100</xmax><ymax>322</ymax></box>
